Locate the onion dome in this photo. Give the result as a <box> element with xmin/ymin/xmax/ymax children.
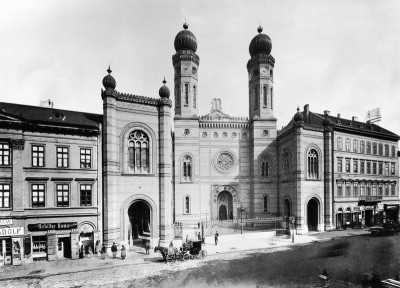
<box><xmin>293</xmin><ymin>107</ymin><xmax>304</xmax><ymax>122</ymax></box>
<box><xmin>159</xmin><ymin>78</ymin><xmax>170</xmax><ymax>98</ymax></box>
<box><xmin>249</xmin><ymin>25</ymin><xmax>272</xmax><ymax>57</ymax></box>
<box><xmin>174</xmin><ymin>23</ymin><xmax>197</xmax><ymax>53</ymax></box>
<box><xmin>102</xmin><ymin>66</ymin><xmax>116</xmax><ymax>90</ymax></box>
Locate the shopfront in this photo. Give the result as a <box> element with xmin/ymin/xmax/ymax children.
<box><xmin>0</xmin><ymin>221</ymin><xmax>31</xmax><ymax>266</ymax></box>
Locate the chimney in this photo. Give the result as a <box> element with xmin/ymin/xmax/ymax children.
<box><xmin>324</xmin><ymin>110</ymin><xmax>331</xmax><ymax>116</ymax></box>
<box><xmin>337</xmin><ymin>113</ymin><xmax>341</xmax><ymax>118</ymax></box>
<box><xmin>352</xmin><ymin>116</ymin><xmax>358</xmax><ymax>122</ymax></box>
<box><xmin>40</xmin><ymin>99</ymin><xmax>54</xmax><ymax>108</ymax></box>
<box><xmin>304</xmin><ymin>104</ymin><xmax>309</xmax><ymax>123</ymax></box>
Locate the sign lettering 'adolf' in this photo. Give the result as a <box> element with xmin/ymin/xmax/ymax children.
<box><xmin>0</xmin><ymin>227</ymin><xmax>24</xmax><ymax>236</ymax></box>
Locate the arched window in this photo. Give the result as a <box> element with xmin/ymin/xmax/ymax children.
<box><xmin>261</xmin><ymin>161</ymin><xmax>269</xmax><ymax>177</ymax></box>
<box><xmin>307</xmin><ymin>149</ymin><xmax>319</xmax><ymax>179</ymax></box>
<box><xmin>263</xmin><ymin>85</ymin><xmax>268</xmax><ymax>107</ymax></box>
<box><xmin>283</xmin><ymin>153</ymin><xmax>290</xmax><ymax>175</ymax></box>
<box><xmin>128</xmin><ymin>130</ymin><xmax>149</xmax><ymax>173</ymax></box>
<box><xmin>270</xmin><ymin>87</ymin><xmax>273</xmax><ymax>109</ymax></box>
<box><xmin>263</xmin><ymin>195</ymin><xmax>269</xmax><ymax>212</ymax></box>
<box><xmin>254</xmin><ymin>86</ymin><xmax>259</xmax><ymax>109</ymax></box>
<box><xmin>193</xmin><ymin>86</ymin><xmax>197</xmax><ymax>108</ymax></box>
<box><xmin>184</xmin><ymin>196</ymin><xmax>190</xmax><ymax>214</ymax></box>
<box><xmin>184</xmin><ymin>83</ymin><xmax>189</xmax><ymax>105</ymax></box>
<box><xmin>182</xmin><ymin>155</ymin><xmax>192</xmax><ymax>182</ymax></box>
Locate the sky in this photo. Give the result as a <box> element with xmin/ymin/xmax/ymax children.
<box><xmin>1</xmin><ymin>0</ymin><xmax>400</xmax><ymax>134</ymax></box>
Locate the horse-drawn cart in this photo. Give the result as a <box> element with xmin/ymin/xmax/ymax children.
<box><xmin>179</xmin><ymin>240</ymin><xmax>207</xmax><ymax>260</ymax></box>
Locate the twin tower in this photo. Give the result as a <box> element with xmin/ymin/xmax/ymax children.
<box><xmin>172</xmin><ymin>23</ymin><xmax>275</xmax><ymax>120</ymax></box>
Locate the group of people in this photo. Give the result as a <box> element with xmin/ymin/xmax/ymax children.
<box><xmin>95</xmin><ymin>241</ymin><xmax>127</xmax><ymax>260</ymax></box>
<box><xmin>184</xmin><ymin>231</ymin><xmax>219</xmax><ymax>245</ymax></box>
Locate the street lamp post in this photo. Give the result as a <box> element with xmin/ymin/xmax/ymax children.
<box><xmin>237</xmin><ymin>202</ymin><xmax>247</xmax><ymax>234</ymax></box>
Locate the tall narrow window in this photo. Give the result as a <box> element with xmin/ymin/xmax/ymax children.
<box><xmin>270</xmin><ymin>87</ymin><xmax>273</xmax><ymax>109</ymax></box>
<box><xmin>32</xmin><ymin>145</ymin><xmax>45</xmax><ymax>167</ymax></box>
<box><xmin>263</xmin><ymin>195</ymin><xmax>268</xmax><ymax>212</ymax></box>
<box><xmin>378</xmin><ymin>143</ymin><xmax>383</xmax><ymax>155</ymax></box>
<box><xmin>345</xmin><ymin>138</ymin><xmax>351</xmax><ymax>151</ymax></box>
<box><xmin>283</xmin><ymin>153</ymin><xmax>289</xmax><ymax>175</ymax></box>
<box><xmin>372</xmin><ymin>142</ymin><xmax>377</xmax><ymax>155</ymax></box>
<box><xmin>378</xmin><ymin>162</ymin><xmax>383</xmax><ymax>175</ymax></box>
<box><xmin>32</xmin><ymin>184</ymin><xmax>45</xmax><ymax>207</ymax></box>
<box><xmin>56</xmin><ymin>184</ymin><xmax>69</xmax><ymax>207</ymax></box>
<box><xmin>254</xmin><ymin>86</ymin><xmax>259</xmax><ymax>109</ymax></box>
<box><xmin>353</xmin><ymin>139</ymin><xmax>358</xmax><ymax>152</ymax></box>
<box><xmin>182</xmin><ymin>155</ymin><xmax>192</xmax><ymax>182</ymax></box>
<box><xmin>385</xmin><ymin>184</ymin><xmax>389</xmax><ymax>196</ymax></box>
<box><xmin>360</xmin><ymin>183</ymin><xmax>365</xmax><ymax>196</ymax></box>
<box><xmin>128</xmin><ymin>131</ymin><xmax>149</xmax><ymax>173</ymax></box>
<box><xmin>261</xmin><ymin>161</ymin><xmax>269</xmax><ymax>177</ymax></box>
<box><xmin>353</xmin><ymin>183</ymin><xmax>358</xmax><ymax>197</ymax></box>
<box><xmin>346</xmin><ymin>182</ymin><xmax>351</xmax><ymax>197</ymax></box>
<box><xmin>372</xmin><ymin>162</ymin><xmax>377</xmax><ymax>174</ymax></box>
<box><xmin>307</xmin><ymin>149</ymin><xmax>319</xmax><ymax>179</ymax></box>
<box><xmin>337</xmin><ymin>182</ymin><xmax>343</xmax><ymax>197</ymax></box>
<box><xmin>366</xmin><ymin>183</ymin><xmax>371</xmax><ymax>196</ymax></box>
<box><xmin>193</xmin><ymin>86</ymin><xmax>197</xmax><ymax>108</ymax></box>
<box><xmin>385</xmin><ymin>144</ymin><xmax>389</xmax><ymax>156</ymax></box>
<box><xmin>367</xmin><ymin>161</ymin><xmax>371</xmax><ymax>174</ymax></box>
<box><xmin>378</xmin><ymin>184</ymin><xmax>383</xmax><ymax>196</ymax></box>
<box><xmin>184</xmin><ymin>83</ymin><xmax>189</xmax><ymax>105</ymax></box>
<box><xmin>175</xmin><ymin>84</ymin><xmax>180</xmax><ymax>108</ymax></box>
<box><xmin>80</xmin><ymin>184</ymin><xmax>92</xmax><ymax>206</ymax></box>
<box><xmin>80</xmin><ymin>148</ymin><xmax>91</xmax><ymax>169</ymax></box>
<box><xmin>0</xmin><ymin>184</ymin><xmax>10</xmax><ymax>208</ymax></box>
<box><xmin>353</xmin><ymin>159</ymin><xmax>358</xmax><ymax>173</ymax></box>
<box><xmin>392</xmin><ymin>146</ymin><xmax>396</xmax><ymax>157</ymax></box>
<box><xmin>337</xmin><ymin>137</ymin><xmax>343</xmax><ymax>151</ymax></box>
<box><xmin>391</xmin><ymin>163</ymin><xmax>396</xmax><ymax>175</ymax></box>
<box><xmin>337</xmin><ymin>158</ymin><xmax>343</xmax><ymax>173</ymax></box>
<box><xmin>366</xmin><ymin>142</ymin><xmax>371</xmax><ymax>154</ymax></box>
<box><xmin>184</xmin><ymin>196</ymin><xmax>190</xmax><ymax>214</ymax></box>
<box><xmin>391</xmin><ymin>184</ymin><xmax>396</xmax><ymax>196</ymax></box>
<box><xmin>0</xmin><ymin>144</ymin><xmax>10</xmax><ymax>166</ymax></box>
<box><xmin>263</xmin><ymin>85</ymin><xmax>268</xmax><ymax>107</ymax></box>
<box><xmin>360</xmin><ymin>160</ymin><xmax>365</xmax><ymax>174</ymax></box>
<box><xmin>345</xmin><ymin>159</ymin><xmax>350</xmax><ymax>173</ymax></box>
<box><xmin>385</xmin><ymin>163</ymin><xmax>389</xmax><ymax>175</ymax></box>
<box><xmin>360</xmin><ymin>141</ymin><xmax>365</xmax><ymax>153</ymax></box>
<box><xmin>56</xmin><ymin>147</ymin><xmax>69</xmax><ymax>168</ymax></box>
<box><xmin>372</xmin><ymin>184</ymin><xmax>377</xmax><ymax>196</ymax></box>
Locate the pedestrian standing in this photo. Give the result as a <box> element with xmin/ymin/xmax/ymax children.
<box><xmin>100</xmin><ymin>243</ymin><xmax>106</xmax><ymax>260</ymax></box>
<box><xmin>121</xmin><ymin>245</ymin><xmax>126</xmax><ymax>260</ymax></box>
<box><xmin>111</xmin><ymin>242</ymin><xmax>118</xmax><ymax>259</ymax></box>
<box><xmin>214</xmin><ymin>231</ymin><xmax>219</xmax><ymax>245</ymax></box>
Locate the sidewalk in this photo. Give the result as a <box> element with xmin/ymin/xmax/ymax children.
<box><xmin>0</xmin><ymin>229</ymin><xmax>370</xmax><ymax>281</ymax></box>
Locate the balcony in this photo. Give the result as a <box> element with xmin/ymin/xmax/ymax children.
<box><xmin>358</xmin><ymin>196</ymin><xmax>382</xmax><ymax>205</ymax></box>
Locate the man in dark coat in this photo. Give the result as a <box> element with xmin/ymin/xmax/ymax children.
<box><xmin>121</xmin><ymin>245</ymin><xmax>126</xmax><ymax>260</ymax></box>
<box><xmin>111</xmin><ymin>242</ymin><xmax>118</xmax><ymax>259</ymax></box>
<box><xmin>214</xmin><ymin>231</ymin><xmax>219</xmax><ymax>245</ymax></box>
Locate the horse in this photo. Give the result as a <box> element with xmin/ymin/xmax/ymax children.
<box><xmin>154</xmin><ymin>246</ymin><xmax>178</xmax><ymax>262</ymax></box>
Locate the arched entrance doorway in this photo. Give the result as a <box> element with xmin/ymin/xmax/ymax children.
<box><xmin>128</xmin><ymin>201</ymin><xmax>151</xmax><ymax>245</ymax></box>
<box><xmin>283</xmin><ymin>199</ymin><xmax>291</xmax><ymax>217</ymax></box>
<box><xmin>217</xmin><ymin>191</ymin><xmax>233</xmax><ymax>220</ymax></box>
<box><xmin>307</xmin><ymin>198</ymin><xmax>319</xmax><ymax>231</ymax></box>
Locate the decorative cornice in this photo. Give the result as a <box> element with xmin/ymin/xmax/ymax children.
<box><xmin>25</xmin><ymin>177</ymin><xmax>49</xmax><ymax>181</ymax></box>
<box><xmin>158</xmin><ymin>98</ymin><xmax>172</xmax><ymax>107</ymax></box>
<box><xmin>115</xmin><ymin>92</ymin><xmax>159</xmax><ymax>106</ymax></box>
<box><xmin>172</xmin><ymin>50</ymin><xmax>200</xmax><ymax>66</ymax></box>
<box><xmin>51</xmin><ymin>178</ymin><xmax>73</xmax><ymax>181</ymax></box>
<box><xmin>10</xmin><ymin>139</ymin><xmax>25</xmax><ymax>150</ymax></box>
<box><xmin>247</xmin><ymin>54</ymin><xmax>275</xmax><ymax>70</ymax></box>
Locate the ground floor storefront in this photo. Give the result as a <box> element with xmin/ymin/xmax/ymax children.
<box><xmin>0</xmin><ymin>217</ymin><xmax>100</xmax><ymax>266</ymax></box>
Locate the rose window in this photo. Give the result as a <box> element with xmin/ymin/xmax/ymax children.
<box><xmin>216</xmin><ymin>152</ymin><xmax>235</xmax><ymax>172</ymax></box>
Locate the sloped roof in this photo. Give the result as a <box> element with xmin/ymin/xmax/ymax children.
<box><xmin>0</xmin><ymin>102</ymin><xmax>102</xmax><ymax>130</ymax></box>
<box><xmin>279</xmin><ymin>108</ymin><xmax>399</xmax><ymax>140</ymax></box>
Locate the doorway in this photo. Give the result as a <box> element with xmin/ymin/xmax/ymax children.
<box><xmin>128</xmin><ymin>201</ymin><xmax>151</xmax><ymax>246</ymax></box>
<box><xmin>217</xmin><ymin>191</ymin><xmax>233</xmax><ymax>220</ymax></box>
<box><xmin>307</xmin><ymin>198</ymin><xmax>319</xmax><ymax>231</ymax></box>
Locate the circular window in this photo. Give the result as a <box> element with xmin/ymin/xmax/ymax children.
<box><xmin>215</xmin><ymin>151</ymin><xmax>236</xmax><ymax>174</ymax></box>
<box><xmin>242</xmin><ymin>132</ymin><xmax>248</xmax><ymax>139</ymax></box>
<box><xmin>213</xmin><ymin>132</ymin><xmax>219</xmax><ymax>138</ymax></box>
<box><xmin>232</xmin><ymin>132</ymin><xmax>237</xmax><ymax>138</ymax></box>
<box><xmin>222</xmin><ymin>132</ymin><xmax>228</xmax><ymax>138</ymax></box>
<box><xmin>202</xmin><ymin>132</ymin><xmax>207</xmax><ymax>138</ymax></box>
<box><xmin>262</xmin><ymin>130</ymin><xmax>269</xmax><ymax>137</ymax></box>
<box><xmin>184</xmin><ymin>129</ymin><xmax>190</xmax><ymax>136</ymax></box>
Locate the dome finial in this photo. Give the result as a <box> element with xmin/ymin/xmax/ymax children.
<box><xmin>162</xmin><ymin>77</ymin><xmax>167</xmax><ymax>85</ymax></box>
<box><xmin>107</xmin><ymin>64</ymin><xmax>112</xmax><ymax>74</ymax></box>
<box><xmin>257</xmin><ymin>25</ymin><xmax>263</xmax><ymax>33</ymax></box>
<box><xmin>159</xmin><ymin>77</ymin><xmax>170</xmax><ymax>98</ymax></box>
<box><xmin>183</xmin><ymin>19</ymin><xmax>189</xmax><ymax>30</ymax></box>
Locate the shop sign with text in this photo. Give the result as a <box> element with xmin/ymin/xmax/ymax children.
<box><xmin>0</xmin><ymin>227</ymin><xmax>24</xmax><ymax>236</ymax></box>
<box><xmin>28</xmin><ymin>222</ymin><xmax>78</xmax><ymax>232</ymax></box>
